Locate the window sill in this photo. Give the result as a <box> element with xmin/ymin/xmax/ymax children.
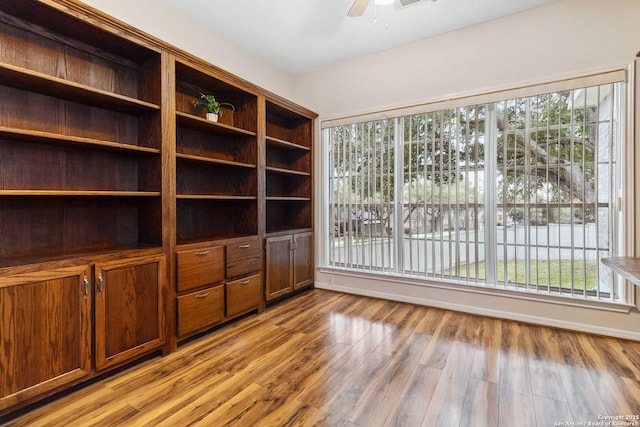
<box><xmin>318</xmin><ymin>265</ymin><xmax>636</xmax><ymax>314</ymax></box>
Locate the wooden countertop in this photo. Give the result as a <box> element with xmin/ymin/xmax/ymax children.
<box><xmin>601</xmin><ymin>257</ymin><xmax>640</xmax><ymax>286</ymax></box>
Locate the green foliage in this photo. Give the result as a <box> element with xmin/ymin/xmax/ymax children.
<box><xmin>193</xmin><ymin>93</ymin><xmax>235</xmax><ymax>115</ymax></box>
<box><xmin>331</xmin><ymin>88</ymin><xmax>606</xmax><ymax>225</ymax></box>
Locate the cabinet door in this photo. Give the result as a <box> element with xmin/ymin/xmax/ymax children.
<box><xmin>0</xmin><ymin>265</ymin><xmax>92</xmax><ymax>411</ymax></box>
<box><xmin>94</xmin><ymin>254</ymin><xmax>165</xmax><ymax>371</ymax></box>
<box><xmin>293</xmin><ymin>232</ymin><xmax>313</xmax><ymax>290</ymax></box>
<box><xmin>265</xmin><ymin>235</ymin><xmax>293</xmax><ymax>301</ymax></box>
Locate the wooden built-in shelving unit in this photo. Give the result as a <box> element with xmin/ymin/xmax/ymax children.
<box><xmin>0</xmin><ymin>0</ymin><xmax>316</xmax><ymax>416</ymax></box>
<box><xmin>265</xmin><ymin>101</ymin><xmax>313</xmax><ymax>234</ymax></box>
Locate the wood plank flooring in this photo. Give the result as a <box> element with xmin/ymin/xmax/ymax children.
<box><xmin>3</xmin><ymin>289</ymin><xmax>640</xmax><ymax>427</ymax></box>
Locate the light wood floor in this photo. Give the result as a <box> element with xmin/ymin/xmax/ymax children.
<box><xmin>4</xmin><ymin>289</ymin><xmax>640</xmax><ymax>427</ymax></box>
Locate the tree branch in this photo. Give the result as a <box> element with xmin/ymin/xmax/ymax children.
<box><xmin>497</xmin><ymin>115</ymin><xmax>595</xmax><ymax>203</ymax></box>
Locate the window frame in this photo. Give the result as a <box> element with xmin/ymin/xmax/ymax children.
<box><xmin>320</xmin><ymin>65</ymin><xmax>636</xmax><ymax>309</ymax></box>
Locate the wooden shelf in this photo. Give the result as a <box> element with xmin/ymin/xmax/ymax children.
<box><xmin>266</xmin><ymin>136</ymin><xmax>310</xmax><ymax>151</ymax></box>
<box><xmin>265</xmin><ymin>227</ymin><xmax>313</xmax><ymax>236</ymax></box>
<box><xmin>0</xmin><ymin>126</ymin><xmax>160</xmax><ymax>154</ymax></box>
<box><xmin>176</xmin><ymin>195</ymin><xmax>257</xmax><ymax>200</ymax></box>
<box><xmin>0</xmin><ymin>63</ymin><xmax>160</xmax><ymax>115</ymax></box>
<box><xmin>0</xmin><ymin>190</ymin><xmax>161</xmax><ymax>197</ymax></box>
<box><xmin>176</xmin><ymin>112</ymin><xmax>256</xmax><ymax>137</ymax></box>
<box><xmin>0</xmin><ymin>245</ymin><xmax>163</xmax><ymax>270</ymax></box>
<box><xmin>176</xmin><ymin>153</ymin><xmax>255</xmax><ymax>169</ymax></box>
<box><xmin>175</xmin><ymin>235</ymin><xmax>257</xmax><ymax>248</ymax></box>
<box><xmin>266</xmin><ymin>196</ymin><xmax>311</xmax><ymax>201</ymax></box>
<box><xmin>266</xmin><ymin>166</ymin><xmax>310</xmax><ymax>176</ymax></box>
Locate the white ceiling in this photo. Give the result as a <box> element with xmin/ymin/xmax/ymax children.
<box><xmin>163</xmin><ymin>0</ymin><xmax>557</xmax><ymax>76</ymax></box>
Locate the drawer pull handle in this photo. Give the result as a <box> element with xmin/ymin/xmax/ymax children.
<box><xmin>195</xmin><ymin>292</ymin><xmax>210</xmax><ymax>299</ymax></box>
<box><xmin>241</xmin><ymin>279</ymin><xmax>250</xmax><ymax>285</ymax></box>
<box><xmin>238</xmin><ymin>244</ymin><xmax>251</xmax><ymax>249</ymax></box>
<box><xmin>83</xmin><ymin>275</ymin><xmax>89</xmax><ymax>296</ymax></box>
<box><xmin>195</xmin><ymin>251</ymin><xmax>210</xmax><ymax>256</ymax></box>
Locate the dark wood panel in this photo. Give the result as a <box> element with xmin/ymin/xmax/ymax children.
<box><xmin>265</xmin><ymin>101</ymin><xmax>312</xmax><ymax>148</ymax></box>
<box><xmin>265</xmin><ymin>235</ymin><xmax>292</xmax><ymax>300</ymax></box>
<box><xmin>0</xmin><ymin>265</ymin><xmax>91</xmax><ymax>411</ymax></box>
<box><xmin>265</xmin><ymin>121</ymin><xmax>311</xmax><ymax>148</ymax></box>
<box><xmin>0</xmin><ymin>3</ymin><xmax>157</xmax><ymax>64</ymax></box>
<box><xmin>0</xmin><ymin>197</ymin><xmax>162</xmax><ymax>262</ymax></box>
<box><xmin>265</xmin><ymin>200</ymin><xmax>312</xmax><ymax>233</ymax></box>
<box><xmin>176</xmin><ymin>126</ymin><xmax>256</xmax><ymax>165</ymax></box>
<box><xmin>265</xmin><ymin>144</ymin><xmax>311</xmax><ymax>172</ymax></box>
<box><xmin>175</xmin><ymin>65</ymin><xmax>257</xmax><ymax>133</ymax></box>
<box><xmin>0</xmin><ymin>140</ymin><xmax>162</xmax><ymax>192</ymax></box>
<box><xmin>0</xmin><ymin>19</ymin><xmax>146</xmax><ymax>101</ymax></box>
<box><xmin>176</xmin><ymin>199</ymin><xmax>258</xmax><ymax>244</ymax></box>
<box><xmin>266</xmin><ymin>101</ymin><xmax>312</xmax><ymax>141</ymax></box>
<box><xmin>266</xmin><ymin>172</ymin><xmax>311</xmax><ymax>198</ymax></box>
<box><xmin>0</xmin><ymin>86</ymin><xmax>141</xmax><ymax>146</ymax></box>
<box><xmin>176</xmin><ymin>161</ymin><xmax>256</xmax><ymax>197</ymax></box>
<box><xmin>95</xmin><ymin>255</ymin><xmax>164</xmax><ymax>371</ymax></box>
<box><xmin>293</xmin><ymin>232</ymin><xmax>313</xmax><ymax>290</ymax></box>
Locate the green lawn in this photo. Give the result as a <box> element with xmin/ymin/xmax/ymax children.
<box><xmin>447</xmin><ymin>259</ymin><xmax>598</xmax><ymax>290</ymax></box>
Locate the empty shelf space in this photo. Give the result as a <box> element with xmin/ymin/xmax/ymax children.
<box><xmin>0</xmin><ymin>190</ymin><xmax>161</xmax><ymax>197</ymax></box>
<box><xmin>0</xmin><ymin>62</ymin><xmax>160</xmax><ymax>114</ymax></box>
<box><xmin>0</xmin><ymin>126</ymin><xmax>160</xmax><ymax>154</ymax></box>
<box><xmin>176</xmin><ymin>194</ymin><xmax>257</xmax><ymax>200</ymax></box>
<box><xmin>176</xmin><ymin>153</ymin><xmax>256</xmax><ymax>169</ymax></box>
<box><xmin>265</xmin><ymin>196</ymin><xmax>311</xmax><ymax>201</ymax></box>
<box><xmin>266</xmin><ymin>166</ymin><xmax>310</xmax><ymax>176</ymax></box>
<box><xmin>266</xmin><ymin>136</ymin><xmax>310</xmax><ymax>151</ymax></box>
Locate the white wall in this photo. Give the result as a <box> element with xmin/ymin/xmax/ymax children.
<box><xmin>293</xmin><ymin>0</ymin><xmax>640</xmax><ymax>118</ymax></box>
<box><xmin>79</xmin><ymin>0</ymin><xmax>295</xmax><ymax>101</ymax></box>
<box><xmin>294</xmin><ymin>0</ymin><xmax>640</xmax><ymax>339</ymax></box>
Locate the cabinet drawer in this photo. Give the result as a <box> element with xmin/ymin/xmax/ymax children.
<box><xmin>177</xmin><ymin>246</ymin><xmax>225</xmax><ymax>292</ymax></box>
<box><xmin>226</xmin><ymin>273</ymin><xmax>261</xmax><ymax>318</ymax></box>
<box><xmin>226</xmin><ymin>238</ymin><xmax>261</xmax><ymax>278</ymax></box>
<box><xmin>177</xmin><ymin>285</ymin><xmax>224</xmax><ymax>337</ymax></box>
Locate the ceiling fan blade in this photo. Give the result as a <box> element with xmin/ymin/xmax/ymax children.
<box><xmin>348</xmin><ymin>0</ymin><xmax>370</xmax><ymax>17</ymax></box>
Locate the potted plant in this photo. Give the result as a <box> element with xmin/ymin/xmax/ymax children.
<box><xmin>193</xmin><ymin>93</ymin><xmax>235</xmax><ymax>122</ymax></box>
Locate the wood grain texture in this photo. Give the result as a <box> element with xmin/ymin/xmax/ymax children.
<box><xmin>176</xmin><ymin>245</ymin><xmax>225</xmax><ymax>292</ymax></box>
<box><xmin>265</xmin><ymin>235</ymin><xmax>293</xmax><ymax>300</ymax></box>
<box><xmin>94</xmin><ymin>254</ymin><xmax>165</xmax><ymax>371</ymax></box>
<box><xmin>0</xmin><ymin>265</ymin><xmax>92</xmax><ymax>411</ymax></box>
<box><xmin>4</xmin><ymin>289</ymin><xmax>640</xmax><ymax>426</ymax></box>
<box><xmin>177</xmin><ymin>284</ymin><xmax>224</xmax><ymax>337</ymax></box>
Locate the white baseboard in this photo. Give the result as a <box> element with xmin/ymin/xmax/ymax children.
<box><xmin>315</xmin><ymin>281</ymin><xmax>640</xmax><ymax>341</ymax></box>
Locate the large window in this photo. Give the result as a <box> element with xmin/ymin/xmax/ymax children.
<box><xmin>326</xmin><ymin>79</ymin><xmax>626</xmax><ymax>302</ymax></box>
